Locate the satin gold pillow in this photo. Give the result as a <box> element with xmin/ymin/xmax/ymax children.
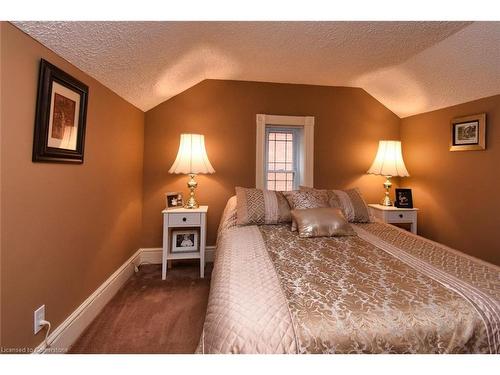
<box><xmin>291</xmin><ymin>208</ymin><xmax>356</xmax><ymax>238</ymax></box>
<box><xmin>283</xmin><ymin>190</ymin><xmax>330</xmax><ymax>231</ymax></box>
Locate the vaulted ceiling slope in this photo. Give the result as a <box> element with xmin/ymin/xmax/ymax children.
<box><xmin>13</xmin><ymin>21</ymin><xmax>500</xmax><ymax>117</ymax></box>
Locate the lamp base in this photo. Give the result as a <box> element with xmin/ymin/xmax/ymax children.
<box><xmin>381</xmin><ymin>195</ymin><xmax>392</xmax><ymax>207</ymax></box>
<box><xmin>381</xmin><ymin>175</ymin><xmax>393</xmax><ymax>206</ymax></box>
<box><xmin>184</xmin><ymin>173</ymin><xmax>199</xmax><ymax>209</ymax></box>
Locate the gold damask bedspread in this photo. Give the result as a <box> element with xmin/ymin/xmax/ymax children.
<box><xmin>199</xmin><ymin>198</ymin><xmax>500</xmax><ymax>354</ymax></box>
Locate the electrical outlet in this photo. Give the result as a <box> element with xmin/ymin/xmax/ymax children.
<box><xmin>34</xmin><ymin>305</ymin><xmax>45</xmax><ymax>334</ymax></box>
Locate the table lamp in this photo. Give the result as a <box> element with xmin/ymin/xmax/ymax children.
<box><xmin>169</xmin><ymin>134</ymin><xmax>215</xmax><ymax>209</ymax></box>
<box><xmin>367</xmin><ymin>140</ymin><xmax>409</xmax><ymax>206</ymax></box>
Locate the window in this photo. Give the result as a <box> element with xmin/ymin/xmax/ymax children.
<box><xmin>265</xmin><ymin>127</ymin><xmax>300</xmax><ymax>191</ymax></box>
<box><xmin>256</xmin><ymin>114</ymin><xmax>314</xmax><ymax>190</ymax></box>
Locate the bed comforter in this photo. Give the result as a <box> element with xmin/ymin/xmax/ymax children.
<box><xmin>198</xmin><ymin>198</ymin><xmax>500</xmax><ymax>354</ymax></box>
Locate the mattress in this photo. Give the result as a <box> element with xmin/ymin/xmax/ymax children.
<box><xmin>198</xmin><ymin>197</ymin><xmax>500</xmax><ymax>354</ymax></box>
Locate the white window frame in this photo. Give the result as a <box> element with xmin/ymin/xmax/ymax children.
<box><xmin>265</xmin><ymin>126</ymin><xmax>301</xmax><ymax>191</ymax></box>
<box><xmin>256</xmin><ymin>114</ymin><xmax>314</xmax><ymax>189</ymax></box>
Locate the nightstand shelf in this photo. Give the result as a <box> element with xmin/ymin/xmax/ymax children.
<box><xmin>167</xmin><ymin>251</ymin><xmax>201</xmax><ymax>260</ymax></box>
<box><xmin>162</xmin><ymin>206</ymin><xmax>208</xmax><ymax>280</ymax></box>
<box><xmin>368</xmin><ymin>204</ymin><xmax>419</xmax><ymax>234</ymax></box>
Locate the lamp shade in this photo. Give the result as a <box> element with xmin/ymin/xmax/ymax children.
<box><xmin>367</xmin><ymin>140</ymin><xmax>409</xmax><ymax>177</ymax></box>
<box><xmin>169</xmin><ymin>134</ymin><xmax>215</xmax><ymax>175</ymax></box>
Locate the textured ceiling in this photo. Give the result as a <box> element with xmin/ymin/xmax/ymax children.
<box><xmin>13</xmin><ymin>21</ymin><xmax>500</xmax><ymax>117</ymax></box>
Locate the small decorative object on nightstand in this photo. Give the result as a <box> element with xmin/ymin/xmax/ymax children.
<box><xmin>162</xmin><ymin>206</ymin><xmax>208</xmax><ymax>280</ymax></box>
<box><xmin>165</xmin><ymin>191</ymin><xmax>184</xmax><ymax>209</ymax></box>
<box><xmin>368</xmin><ymin>204</ymin><xmax>418</xmax><ymax>234</ymax></box>
<box><xmin>394</xmin><ymin>188</ymin><xmax>413</xmax><ymax>208</ymax></box>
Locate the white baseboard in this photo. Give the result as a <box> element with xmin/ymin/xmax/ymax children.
<box><xmin>34</xmin><ymin>246</ymin><xmax>215</xmax><ymax>354</ymax></box>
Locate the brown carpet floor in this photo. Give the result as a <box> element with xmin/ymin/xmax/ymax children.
<box><xmin>69</xmin><ymin>261</ymin><xmax>212</xmax><ymax>354</ymax></box>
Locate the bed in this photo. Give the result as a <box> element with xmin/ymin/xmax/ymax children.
<box><xmin>198</xmin><ymin>196</ymin><xmax>500</xmax><ymax>354</ymax></box>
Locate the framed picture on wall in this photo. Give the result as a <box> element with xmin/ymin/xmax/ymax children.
<box><xmin>450</xmin><ymin>113</ymin><xmax>486</xmax><ymax>152</ymax></box>
<box><xmin>395</xmin><ymin>188</ymin><xmax>413</xmax><ymax>208</ymax></box>
<box><xmin>32</xmin><ymin>59</ymin><xmax>89</xmax><ymax>163</ymax></box>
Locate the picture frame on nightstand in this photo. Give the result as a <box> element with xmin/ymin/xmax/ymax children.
<box><xmin>395</xmin><ymin>188</ymin><xmax>413</xmax><ymax>208</ymax></box>
<box><xmin>171</xmin><ymin>229</ymin><xmax>199</xmax><ymax>253</ymax></box>
<box><xmin>165</xmin><ymin>192</ymin><xmax>183</xmax><ymax>209</ymax></box>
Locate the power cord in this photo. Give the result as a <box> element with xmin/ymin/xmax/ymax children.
<box><xmin>134</xmin><ymin>261</ymin><xmax>152</xmax><ymax>273</ymax></box>
<box><xmin>39</xmin><ymin>319</ymin><xmax>52</xmax><ymax>348</ymax></box>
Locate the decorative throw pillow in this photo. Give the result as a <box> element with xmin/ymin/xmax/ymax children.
<box><xmin>291</xmin><ymin>207</ymin><xmax>356</xmax><ymax>238</ymax></box>
<box><xmin>235</xmin><ymin>187</ymin><xmax>291</xmax><ymax>225</ymax></box>
<box><xmin>217</xmin><ymin>196</ymin><xmax>238</xmax><ymax>237</ymax></box>
<box><xmin>333</xmin><ymin>188</ymin><xmax>371</xmax><ymax>223</ymax></box>
<box><xmin>300</xmin><ymin>186</ymin><xmax>371</xmax><ymax>223</ymax></box>
<box><xmin>282</xmin><ymin>190</ymin><xmax>329</xmax><ymax>210</ymax></box>
<box><xmin>283</xmin><ymin>190</ymin><xmax>330</xmax><ymax>231</ymax></box>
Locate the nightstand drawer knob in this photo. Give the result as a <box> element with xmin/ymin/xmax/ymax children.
<box><xmin>399</xmin><ymin>214</ymin><xmax>403</xmax><ymax>218</ymax></box>
<box><xmin>182</xmin><ymin>217</ymin><xmax>187</xmax><ymax>222</ymax></box>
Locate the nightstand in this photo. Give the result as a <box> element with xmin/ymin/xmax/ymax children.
<box><xmin>162</xmin><ymin>206</ymin><xmax>208</xmax><ymax>280</ymax></box>
<box><xmin>368</xmin><ymin>204</ymin><xmax>418</xmax><ymax>234</ymax></box>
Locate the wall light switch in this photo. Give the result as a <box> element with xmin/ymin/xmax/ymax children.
<box><xmin>34</xmin><ymin>305</ymin><xmax>45</xmax><ymax>334</ymax></box>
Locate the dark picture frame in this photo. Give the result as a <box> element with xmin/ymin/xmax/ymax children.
<box><xmin>450</xmin><ymin>113</ymin><xmax>486</xmax><ymax>152</ymax></box>
<box><xmin>395</xmin><ymin>188</ymin><xmax>413</xmax><ymax>208</ymax></box>
<box><xmin>33</xmin><ymin>59</ymin><xmax>89</xmax><ymax>163</ymax></box>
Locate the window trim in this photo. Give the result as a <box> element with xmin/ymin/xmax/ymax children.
<box><xmin>256</xmin><ymin>114</ymin><xmax>314</xmax><ymax>189</ymax></box>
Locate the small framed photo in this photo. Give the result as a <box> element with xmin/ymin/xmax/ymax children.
<box><xmin>171</xmin><ymin>230</ymin><xmax>198</xmax><ymax>253</ymax></box>
<box><xmin>166</xmin><ymin>192</ymin><xmax>183</xmax><ymax>209</ymax></box>
<box><xmin>395</xmin><ymin>188</ymin><xmax>413</xmax><ymax>208</ymax></box>
<box><xmin>33</xmin><ymin>59</ymin><xmax>89</xmax><ymax>163</ymax></box>
<box><xmin>450</xmin><ymin>113</ymin><xmax>486</xmax><ymax>151</ymax></box>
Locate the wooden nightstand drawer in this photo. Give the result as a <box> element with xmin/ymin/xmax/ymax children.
<box><xmin>385</xmin><ymin>210</ymin><xmax>417</xmax><ymax>223</ymax></box>
<box><xmin>168</xmin><ymin>212</ymin><xmax>201</xmax><ymax>226</ymax></box>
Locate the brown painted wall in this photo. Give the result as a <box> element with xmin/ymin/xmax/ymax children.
<box><xmin>401</xmin><ymin>95</ymin><xmax>500</xmax><ymax>266</ymax></box>
<box><xmin>0</xmin><ymin>23</ymin><xmax>145</xmax><ymax>349</ymax></box>
<box><xmin>142</xmin><ymin>79</ymin><xmax>400</xmax><ymax>247</ymax></box>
